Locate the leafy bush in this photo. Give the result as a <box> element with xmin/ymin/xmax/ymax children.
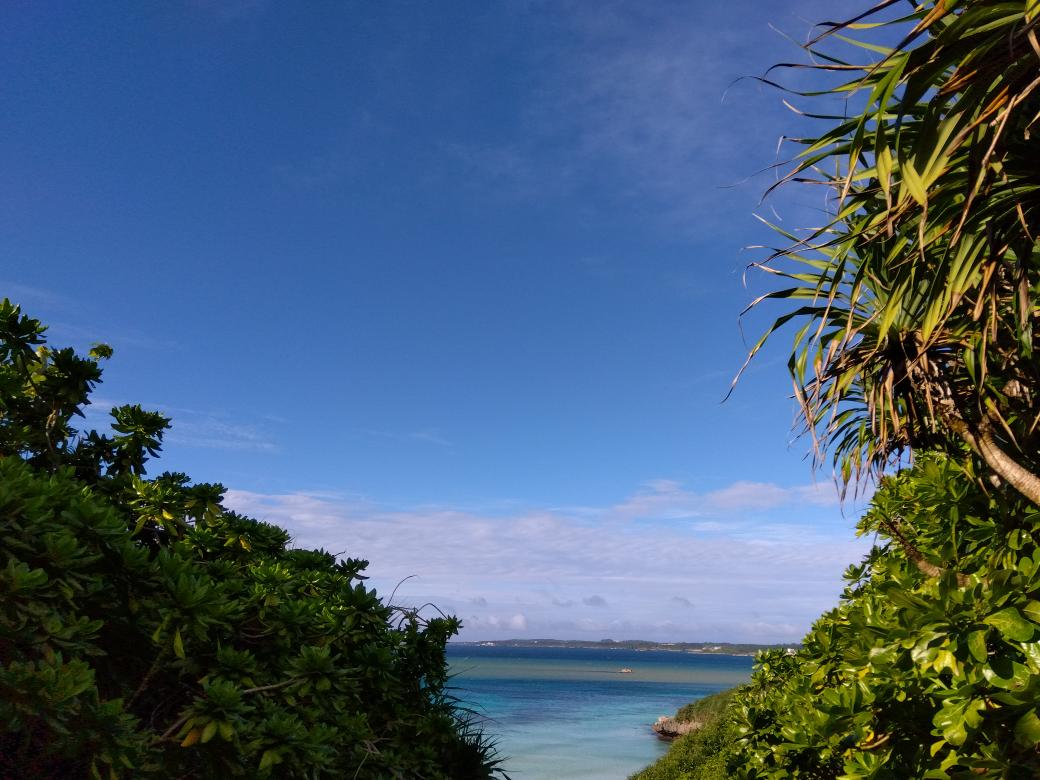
<box><xmin>639</xmin><ymin>452</ymin><xmax>1040</xmax><ymax>778</ymax></box>
<box><xmin>0</xmin><ymin>299</ymin><xmax>501</xmax><ymax>779</ymax></box>
<box><xmin>675</xmin><ymin>689</ymin><xmax>734</xmax><ymax>726</ymax></box>
<box><xmin>630</xmin><ymin>690</ymin><xmax>737</xmax><ymax>780</ymax></box>
<box><xmin>727</xmin><ymin>453</ymin><xmax>1040</xmax><ymax>778</ymax></box>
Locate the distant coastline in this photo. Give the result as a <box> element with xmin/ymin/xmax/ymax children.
<box><xmin>449</xmin><ymin>638</ymin><xmax>798</xmax><ymax>657</ymax></box>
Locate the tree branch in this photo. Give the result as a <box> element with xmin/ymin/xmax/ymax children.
<box><xmin>155</xmin><ymin>678</ymin><xmax>299</xmax><ymax>743</ymax></box>
<box><xmin>879</xmin><ymin>515</ymin><xmax>969</xmax><ymax>586</ymax></box>
<box><xmin>160</xmin><ymin>713</ymin><xmax>191</xmax><ymax>742</ymax></box>
<box><xmin>941</xmin><ymin>406</ymin><xmax>1040</xmax><ymax>506</ymax></box>
<box><xmin>127</xmin><ymin>647</ymin><xmax>168</xmax><ymax>711</ymax></box>
<box><xmin>241</xmin><ymin>678</ymin><xmax>298</xmax><ymax>695</ymax></box>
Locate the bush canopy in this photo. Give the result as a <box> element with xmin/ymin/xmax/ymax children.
<box><xmin>0</xmin><ymin>298</ymin><xmax>501</xmax><ymax>779</ymax></box>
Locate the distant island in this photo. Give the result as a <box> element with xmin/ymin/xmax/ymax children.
<box><xmin>450</xmin><ymin>638</ymin><xmax>797</xmax><ymax>656</ymax></box>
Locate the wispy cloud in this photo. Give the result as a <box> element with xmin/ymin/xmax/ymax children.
<box><xmin>705</xmin><ymin>480</ymin><xmax>838</xmax><ymax>511</ymax></box>
<box><xmin>464</xmin><ymin>613</ymin><xmax>529</xmax><ymax>633</ymax></box>
<box><xmin>608</xmin><ymin>477</ymin><xmax>841</xmax><ymax>522</ymax></box>
<box><xmin>1</xmin><ymin>283</ymin><xmax>181</xmax><ymax>352</ymax></box>
<box><xmin>166</xmin><ymin>418</ymin><xmax>277</xmax><ymax>452</ymax></box>
<box><xmin>80</xmin><ymin>398</ymin><xmax>278</xmax><ymax>453</ymax></box>
<box><xmin>48</xmin><ymin>321</ymin><xmax>181</xmax><ymax>352</ymax></box>
<box><xmin>1</xmin><ymin>281</ymin><xmax>73</xmax><ymax>309</ymax></box>
<box><xmin>361</xmin><ymin>428</ymin><xmax>453</xmax><ymax>448</ymax></box>
<box><xmin>446</xmin><ymin>1</ymin><xmax>833</xmax><ymax>233</ymax></box>
<box><xmin>225</xmin><ymin>473</ymin><xmax>871</xmax><ymax>643</ymax></box>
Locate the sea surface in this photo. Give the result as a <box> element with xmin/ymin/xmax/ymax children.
<box><xmin>446</xmin><ymin>645</ymin><xmax>755</xmax><ymax>780</ymax></box>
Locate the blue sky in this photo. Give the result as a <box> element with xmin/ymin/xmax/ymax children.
<box><xmin>2</xmin><ymin>0</ymin><xmax>873</xmax><ymax>642</ymax></box>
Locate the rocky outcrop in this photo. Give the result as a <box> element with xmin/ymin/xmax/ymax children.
<box><xmin>652</xmin><ymin>715</ymin><xmax>702</xmax><ymax>740</ymax></box>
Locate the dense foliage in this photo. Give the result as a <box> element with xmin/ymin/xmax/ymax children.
<box><xmin>637</xmin><ymin>1</ymin><xmax>1040</xmax><ymax>777</ymax></box>
<box><xmin>730</xmin><ymin>453</ymin><xmax>1040</xmax><ymax>777</ymax></box>
<box><xmin>0</xmin><ymin>299</ymin><xmax>500</xmax><ymax>778</ymax></box>
<box><xmin>630</xmin><ymin>690</ymin><xmax>736</xmax><ymax>780</ymax></box>
<box><xmin>674</xmin><ymin>689</ymin><xmax>735</xmax><ymax>727</ymax></box>
<box><xmin>636</xmin><ymin>448</ymin><xmax>1040</xmax><ymax>777</ymax></box>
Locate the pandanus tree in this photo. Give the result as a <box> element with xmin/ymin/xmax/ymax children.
<box><xmin>709</xmin><ymin>5</ymin><xmax>1040</xmax><ymax>776</ymax></box>
<box><xmin>744</xmin><ymin>0</ymin><xmax>1040</xmax><ymax>501</ymax></box>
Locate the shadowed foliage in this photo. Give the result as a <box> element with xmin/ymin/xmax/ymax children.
<box><xmin>0</xmin><ymin>299</ymin><xmax>504</xmax><ymax>779</ymax></box>
<box><xmin>629</xmin><ymin>690</ymin><xmax>737</xmax><ymax>780</ymax></box>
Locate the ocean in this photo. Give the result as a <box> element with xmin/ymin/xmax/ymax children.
<box><xmin>446</xmin><ymin>645</ymin><xmax>755</xmax><ymax>780</ymax></box>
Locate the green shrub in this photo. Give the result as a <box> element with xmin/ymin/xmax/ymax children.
<box><xmin>728</xmin><ymin>453</ymin><xmax>1040</xmax><ymax>778</ymax></box>
<box><xmin>630</xmin><ymin>690</ymin><xmax>737</xmax><ymax>780</ymax></box>
<box><xmin>0</xmin><ymin>299</ymin><xmax>501</xmax><ymax>779</ymax></box>
<box><xmin>634</xmin><ymin>452</ymin><xmax>1040</xmax><ymax>779</ymax></box>
<box><xmin>675</xmin><ymin>689</ymin><xmax>734</xmax><ymax>725</ymax></box>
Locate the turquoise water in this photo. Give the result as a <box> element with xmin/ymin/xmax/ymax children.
<box><xmin>446</xmin><ymin>646</ymin><xmax>754</xmax><ymax>780</ymax></box>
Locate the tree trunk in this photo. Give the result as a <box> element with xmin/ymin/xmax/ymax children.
<box><xmin>880</xmin><ymin>516</ymin><xmax>970</xmax><ymax>586</ymax></box>
<box><xmin>942</xmin><ymin>408</ymin><xmax>1040</xmax><ymax>506</ymax></box>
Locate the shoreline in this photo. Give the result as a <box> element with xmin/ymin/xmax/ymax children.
<box><xmin>450</xmin><ymin>638</ymin><xmax>794</xmax><ymax>657</ymax></box>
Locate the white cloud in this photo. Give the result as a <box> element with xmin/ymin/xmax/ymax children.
<box><xmin>610</xmin><ymin>479</ymin><xmax>702</xmax><ymax>520</ymax></box>
<box><xmin>465</xmin><ymin>613</ymin><xmax>529</xmax><ymax>632</ymax></box>
<box><xmin>704</xmin><ymin>480</ymin><xmax>839</xmax><ymax>511</ymax></box>
<box><xmin>607</xmin><ymin>477</ymin><xmax>839</xmax><ymax>522</ymax></box>
<box><xmin>225</xmin><ymin>473</ymin><xmax>872</xmax><ymax>643</ymax></box>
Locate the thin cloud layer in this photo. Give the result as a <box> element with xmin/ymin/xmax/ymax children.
<box><xmin>608</xmin><ymin>477</ymin><xmax>842</xmax><ymax>522</ymax></box>
<box><xmin>80</xmin><ymin>399</ymin><xmax>278</xmax><ymax>453</ymax></box>
<box><xmin>226</xmin><ymin>475</ymin><xmax>871</xmax><ymax>643</ymax></box>
<box><xmin>449</xmin><ymin>0</ymin><xmax>855</xmax><ymax>233</ymax></box>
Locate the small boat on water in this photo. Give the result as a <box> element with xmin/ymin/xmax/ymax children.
<box><xmin>618</xmin><ymin>667</ymin><xmax>633</xmax><ymax>673</ymax></box>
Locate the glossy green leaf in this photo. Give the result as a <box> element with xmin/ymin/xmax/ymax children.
<box><xmin>1016</xmin><ymin>710</ymin><xmax>1040</xmax><ymax>746</ymax></box>
<box><xmin>967</xmin><ymin>631</ymin><xmax>988</xmax><ymax>663</ymax></box>
<box><xmin>173</xmin><ymin>628</ymin><xmax>185</xmax><ymax>660</ymax></box>
<box><xmin>985</xmin><ymin>608</ymin><xmax>1035</xmax><ymax>643</ymax></box>
<box><xmin>200</xmin><ymin>721</ymin><xmax>217</xmax><ymax>744</ymax></box>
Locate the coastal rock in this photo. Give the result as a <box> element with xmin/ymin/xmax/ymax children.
<box><xmin>652</xmin><ymin>716</ymin><xmax>701</xmax><ymax>740</ymax></box>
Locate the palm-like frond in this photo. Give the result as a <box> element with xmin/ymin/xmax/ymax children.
<box><xmin>746</xmin><ymin>1</ymin><xmax>1040</xmax><ymax>495</ymax></box>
